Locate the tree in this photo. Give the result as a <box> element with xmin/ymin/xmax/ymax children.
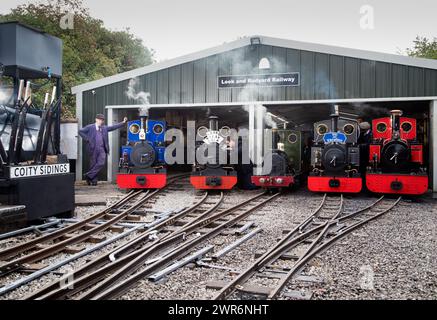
<box><xmin>0</xmin><ymin>0</ymin><xmax>155</xmax><ymax>118</ymax></box>
<box><xmin>406</xmin><ymin>36</ymin><xmax>437</xmax><ymax>60</ymax></box>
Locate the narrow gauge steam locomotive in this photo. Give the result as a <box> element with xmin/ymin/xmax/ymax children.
<box><xmin>116</xmin><ymin>113</ymin><xmax>167</xmax><ymax>189</ymax></box>
<box><xmin>251</xmin><ymin>128</ymin><xmax>302</xmax><ymax>189</ymax></box>
<box><xmin>308</xmin><ymin>105</ymin><xmax>362</xmax><ymax>193</ymax></box>
<box><xmin>366</xmin><ymin>110</ymin><xmax>428</xmax><ymax>195</ymax></box>
<box><xmin>190</xmin><ymin>116</ymin><xmax>237</xmax><ymax>190</ymax></box>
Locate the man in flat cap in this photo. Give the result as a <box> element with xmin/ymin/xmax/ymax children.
<box><xmin>79</xmin><ymin>114</ymin><xmax>127</xmax><ymax>185</ymax></box>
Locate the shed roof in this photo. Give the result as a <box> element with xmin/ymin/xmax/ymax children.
<box><xmin>72</xmin><ymin>35</ymin><xmax>437</xmax><ymax>95</ymax></box>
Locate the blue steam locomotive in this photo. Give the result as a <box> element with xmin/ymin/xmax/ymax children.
<box><xmin>117</xmin><ymin>115</ymin><xmax>167</xmax><ymax>189</ymax></box>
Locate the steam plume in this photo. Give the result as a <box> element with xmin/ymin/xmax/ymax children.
<box><xmin>126</xmin><ymin>77</ymin><xmax>151</xmax><ymax>116</ymax></box>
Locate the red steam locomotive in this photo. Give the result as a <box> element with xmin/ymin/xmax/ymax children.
<box><xmin>366</xmin><ymin>110</ymin><xmax>428</xmax><ymax>195</ymax></box>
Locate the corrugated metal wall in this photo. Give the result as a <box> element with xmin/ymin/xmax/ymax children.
<box><xmin>81</xmin><ymin>44</ymin><xmax>437</xmax><ymax>179</ymax></box>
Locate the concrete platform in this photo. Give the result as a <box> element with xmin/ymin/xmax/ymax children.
<box><xmin>75</xmin><ymin>181</ymin><xmax>124</xmax><ymax>206</ymax></box>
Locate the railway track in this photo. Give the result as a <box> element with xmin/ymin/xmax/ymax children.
<box><xmin>22</xmin><ymin>190</ymin><xmax>225</xmax><ymax>299</ymax></box>
<box><xmin>25</xmin><ymin>191</ymin><xmax>280</xmax><ymax>300</ymax></box>
<box><xmin>0</xmin><ymin>174</ymin><xmax>189</xmax><ymax>293</ymax></box>
<box><xmin>213</xmin><ymin>194</ymin><xmax>401</xmax><ymax>300</ymax></box>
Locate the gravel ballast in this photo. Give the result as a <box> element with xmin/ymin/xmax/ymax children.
<box><xmin>0</xmin><ymin>181</ymin><xmax>435</xmax><ymax>300</ymax></box>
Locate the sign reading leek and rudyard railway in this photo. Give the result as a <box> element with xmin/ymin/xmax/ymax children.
<box><xmin>218</xmin><ymin>72</ymin><xmax>300</xmax><ymax>88</ymax></box>
<box><xmin>9</xmin><ymin>163</ymin><xmax>70</xmax><ymax>179</ymax></box>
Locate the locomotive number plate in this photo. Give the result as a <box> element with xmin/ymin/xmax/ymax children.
<box><xmin>323</xmin><ymin>132</ymin><xmax>347</xmax><ymax>144</ymax></box>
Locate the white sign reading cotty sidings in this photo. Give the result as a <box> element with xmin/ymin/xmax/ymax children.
<box><xmin>9</xmin><ymin>163</ymin><xmax>70</xmax><ymax>179</ymax></box>
<box><xmin>218</xmin><ymin>72</ymin><xmax>300</xmax><ymax>88</ymax></box>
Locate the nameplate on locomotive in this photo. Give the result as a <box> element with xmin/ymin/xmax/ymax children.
<box><xmin>323</xmin><ymin>132</ymin><xmax>347</xmax><ymax>144</ymax></box>
<box><xmin>9</xmin><ymin>163</ymin><xmax>70</xmax><ymax>179</ymax></box>
<box><xmin>203</xmin><ymin>131</ymin><xmax>224</xmax><ymax>144</ymax></box>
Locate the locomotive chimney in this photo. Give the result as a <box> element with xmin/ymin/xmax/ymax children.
<box><xmin>390</xmin><ymin>109</ymin><xmax>403</xmax><ymax>135</ymax></box>
<box><xmin>209</xmin><ymin>115</ymin><xmax>219</xmax><ymax>131</ymax></box>
<box><xmin>330</xmin><ymin>104</ymin><xmax>339</xmax><ymax>132</ymax></box>
<box><xmin>139</xmin><ymin>107</ymin><xmax>149</xmax><ymax>141</ymax></box>
<box><xmin>272</xmin><ymin>128</ymin><xmax>279</xmax><ymax>150</ymax></box>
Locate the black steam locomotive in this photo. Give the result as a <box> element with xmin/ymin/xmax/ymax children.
<box><xmin>190</xmin><ymin>116</ymin><xmax>237</xmax><ymax>190</ymax></box>
<box><xmin>308</xmin><ymin>105</ymin><xmax>362</xmax><ymax>193</ymax></box>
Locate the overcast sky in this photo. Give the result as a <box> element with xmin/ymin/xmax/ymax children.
<box><xmin>1</xmin><ymin>0</ymin><xmax>436</xmax><ymax>61</ymax></box>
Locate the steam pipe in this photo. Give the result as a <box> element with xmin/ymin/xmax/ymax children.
<box><xmin>209</xmin><ymin>116</ymin><xmax>219</xmax><ymax>131</ymax></box>
<box><xmin>139</xmin><ymin>108</ymin><xmax>149</xmax><ymax>141</ymax></box>
<box><xmin>390</xmin><ymin>109</ymin><xmax>402</xmax><ymax>132</ymax></box>
<box><xmin>272</xmin><ymin>128</ymin><xmax>279</xmax><ymax>150</ymax></box>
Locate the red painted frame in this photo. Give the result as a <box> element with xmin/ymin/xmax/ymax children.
<box><xmin>190</xmin><ymin>175</ymin><xmax>237</xmax><ymax>190</ymax></box>
<box><xmin>308</xmin><ymin>176</ymin><xmax>362</xmax><ymax>193</ymax></box>
<box><xmin>116</xmin><ymin>173</ymin><xmax>167</xmax><ymax>189</ymax></box>
<box><xmin>366</xmin><ymin>173</ymin><xmax>428</xmax><ymax>195</ymax></box>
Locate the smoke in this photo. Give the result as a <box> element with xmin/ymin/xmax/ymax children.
<box><xmin>352</xmin><ymin>103</ymin><xmax>390</xmax><ymax>120</ymax></box>
<box><xmin>221</xmin><ymin>48</ymin><xmax>286</xmax><ymax>129</ymax></box>
<box><xmin>316</xmin><ymin>71</ymin><xmax>334</xmax><ymax>99</ymax></box>
<box><xmin>264</xmin><ymin>109</ymin><xmax>277</xmax><ymax>129</ymax></box>
<box><xmin>241</xmin><ymin>104</ymin><xmax>277</xmax><ymax>128</ymax></box>
<box><xmin>126</xmin><ymin>77</ymin><xmax>151</xmax><ymax>116</ymax></box>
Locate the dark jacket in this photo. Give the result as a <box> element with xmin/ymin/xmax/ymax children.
<box><xmin>79</xmin><ymin>122</ymin><xmax>125</xmax><ymax>154</ymax></box>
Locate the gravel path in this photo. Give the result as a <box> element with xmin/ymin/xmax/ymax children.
<box><xmin>307</xmin><ymin>198</ymin><xmax>437</xmax><ymax>300</ymax></box>
<box><xmin>0</xmin><ymin>179</ymin><xmax>198</xmax><ymax>300</ymax></box>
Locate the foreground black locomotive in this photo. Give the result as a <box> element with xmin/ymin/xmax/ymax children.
<box><xmin>190</xmin><ymin>116</ymin><xmax>237</xmax><ymax>190</ymax></box>
<box><xmin>308</xmin><ymin>105</ymin><xmax>361</xmax><ymax>193</ymax></box>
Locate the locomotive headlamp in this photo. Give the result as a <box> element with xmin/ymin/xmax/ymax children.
<box><xmin>259</xmin><ymin>178</ymin><xmax>266</xmax><ymax>184</ymax></box>
<box><xmin>275</xmin><ymin>178</ymin><xmax>283</xmax><ymax>184</ymax></box>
